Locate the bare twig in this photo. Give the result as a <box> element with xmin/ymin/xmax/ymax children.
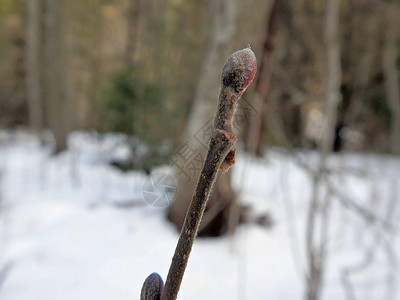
<box><xmin>327</xmin><ymin>180</ymin><xmax>394</xmax><ymax>230</ymax></box>
<box><xmin>140</xmin><ymin>47</ymin><xmax>257</xmax><ymax>300</ymax></box>
<box><xmin>305</xmin><ymin>0</ymin><xmax>341</xmax><ymax>299</ymax></box>
<box><xmin>278</xmin><ymin>155</ymin><xmax>306</xmax><ymax>280</ymax></box>
<box><xmin>341</xmin><ymin>178</ymin><xmax>398</xmax><ymax>300</ymax></box>
<box><xmin>0</xmin><ymin>261</ymin><xmax>12</xmax><ymax>291</ymax></box>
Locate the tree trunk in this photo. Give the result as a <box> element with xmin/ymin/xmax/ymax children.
<box><xmin>26</xmin><ymin>0</ymin><xmax>45</xmax><ymax>132</ymax></box>
<box><xmin>125</xmin><ymin>0</ymin><xmax>141</xmax><ymax>69</ymax></box>
<box><xmin>86</xmin><ymin>0</ymin><xmax>104</xmax><ymax>129</ymax></box>
<box><xmin>343</xmin><ymin>9</ymin><xmax>379</xmax><ymax>146</ymax></box>
<box><xmin>245</xmin><ymin>0</ymin><xmax>280</xmax><ymax>155</ymax></box>
<box><xmin>306</xmin><ymin>0</ymin><xmax>341</xmax><ymax>299</ymax></box>
<box><xmin>382</xmin><ymin>4</ymin><xmax>400</xmax><ymax>155</ymax></box>
<box><xmin>168</xmin><ymin>0</ymin><xmax>237</xmax><ymax>237</ymax></box>
<box><xmin>43</xmin><ymin>0</ymin><xmax>70</xmax><ymax>153</ymax></box>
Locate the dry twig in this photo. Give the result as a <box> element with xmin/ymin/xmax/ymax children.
<box><xmin>140</xmin><ymin>46</ymin><xmax>257</xmax><ymax>300</ymax></box>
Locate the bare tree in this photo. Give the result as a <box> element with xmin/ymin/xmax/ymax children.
<box><xmin>26</xmin><ymin>0</ymin><xmax>45</xmax><ymax>132</ymax></box>
<box><xmin>125</xmin><ymin>0</ymin><xmax>141</xmax><ymax>69</ymax></box>
<box><xmin>343</xmin><ymin>6</ymin><xmax>380</xmax><ymax>147</ymax></box>
<box><xmin>382</xmin><ymin>4</ymin><xmax>400</xmax><ymax>155</ymax></box>
<box><xmin>305</xmin><ymin>0</ymin><xmax>341</xmax><ymax>299</ymax></box>
<box><xmin>86</xmin><ymin>0</ymin><xmax>104</xmax><ymax>129</ymax></box>
<box><xmin>25</xmin><ymin>0</ymin><xmax>71</xmax><ymax>152</ymax></box>
<box><xmin>246</xmin><ymin>0</ymin><xmax>280</xmax><ymax>155</ymax></box>
<box><xmin>43</xmin><ymin>0</ymin><xmax>71</xmax><ymax>153</ymax></box>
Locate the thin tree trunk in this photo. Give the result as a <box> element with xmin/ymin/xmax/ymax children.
<box><xmin>86</xmin><ymin>1</ymin><xmax>104</xmax><ymax>129</ymax></box>
<box><xmin>306</xmin><ymin>0</ymin><xmax>341</xmax><ymax>299</ymax></box>
<box><xmin>382</xmin><ymin>4</ymin><xmax>400</xmax><ymax>155</ymax></box>
<box><xmin>43</xmin><ymin>0</ymin><xmax>70</xmax><ymax>153</ymax></box>
<box><xmin>321</xmin><ymin>0</ymin><xmax>341</xmax><ymax>162</ymax></box>
<box><xmin>125</xmin><ymin>0</ymin><xmax>141</xmax><ymax>69</ymax></box>
<box><xmin>344</xmin><ymin>10</ymin><xmax>379</xmax><ymax>141</ymax></box>
<box><xmin>168</xmin><ymin>0</ymin><xmax>237</xmax><ymax>237</ymax></box>
<box><xmin>246</xmin><ymin>0</ymin><xmax>280</xmax><ymax>155</ymax></box>
<box><xmin>26</xmin><ymin>0</ymin><xmax>45</xmax><ymax>132</ymax></box>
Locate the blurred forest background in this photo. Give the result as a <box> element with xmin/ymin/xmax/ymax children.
<box><xmin>0</xmin><ymin>0</ymin><xmax>400</xmax><ymax>299</ymax></box>
<box><xmin>1</xmin><ymin>0</ymin><xmax>399</xmax><ymax>155</ymax></box>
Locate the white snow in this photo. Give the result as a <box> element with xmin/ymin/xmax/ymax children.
<box><xmin>0</xmin><ymin>131</ymin><xmax>399</xmax><ymax>299</ymax></box>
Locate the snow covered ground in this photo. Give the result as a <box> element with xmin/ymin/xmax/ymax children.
<box><xmin>0</xmin><ymin>131</ymin><xmax>399</xmax><ymax>299</ymax></box>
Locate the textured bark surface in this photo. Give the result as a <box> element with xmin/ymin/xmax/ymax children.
<box><xmin>140</xmin><ymin>273</ymin><xmax>164</xmax><ymax>300</ymax></box>
<box><xmin>161</xmin><ymin>130</ymin><xmax>235</xmax><ymax>300</ymax></box>
<box><xmin>141</xmin><ymin>46</ymin><xmax>256</xmax><ymax>300</ymax></box>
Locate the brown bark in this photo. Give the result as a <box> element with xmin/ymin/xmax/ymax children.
<box><xmin>86</xmin><ymin>2</ymin><xmax>104</xmax><ymax>129</ymax></box>
<box><xmin>344</xmin><ymin>9</ymin><xmax>380</xmax><ymax>140</ymax></box>
<box><xmin>43</xmin><ymin>0</ymin><xmax>71</xmax><ymax>153</ymax></box>
<box><xmin>125</xmin><ymin>0</ymin><xmax>141</xmax><ymax>69</ymax></box>
<box><xmin>162</xmin><ymin>130</ymin><xmax>235</xmax><ymax>300</ymax></box>
<box><xmin>246</xmin><ymin>0</ymin><xmax>280</xmax><ymax>155</ymax></box>
<box><xmin>26</xmin><ymin>0</ymin><xmax>45</xmax><ymax>132</ymax></box>
<box><xmin>157</xmin><ymin>47</ymin><xmax>256</xmax><ymax>300</ymax></box>
<box><xmin>141</xmin><ymin>47</ymin><xmax>256</xmax><ymax>300</ymax></box>
<box><xmin>382</xmin><ymin>4</ymin><xmax>400</xmax><ymax>155</ymax></box>
<box><xmin>321</xmin><ymin>0</ymin><xmax>341</xmax><ymax>160</ymax></box>
<box><xmin>25</xmin><ymin>0</ymin><xmax>71</xmax><ymax>151</ymax></box>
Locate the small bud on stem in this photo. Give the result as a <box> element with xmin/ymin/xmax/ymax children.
<box><xmin>140</xmin><ymin>273</ymin><xmax>164</xmax><ymax>300</ymax></box>
<box><xmin>216</xmin><ymin>46</ymin><xmax>257</xmax><ymax>171</ymax></box>
<box><xmin>140</xmin><ymin>47</ymin><xmax>257</xmax><ymax>300</ymax></box>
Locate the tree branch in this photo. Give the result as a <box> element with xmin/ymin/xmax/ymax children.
<box><xmin>140</xmin><ymin>46</ymin><xmax>256</xmax><ymax>300</ymax></box>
